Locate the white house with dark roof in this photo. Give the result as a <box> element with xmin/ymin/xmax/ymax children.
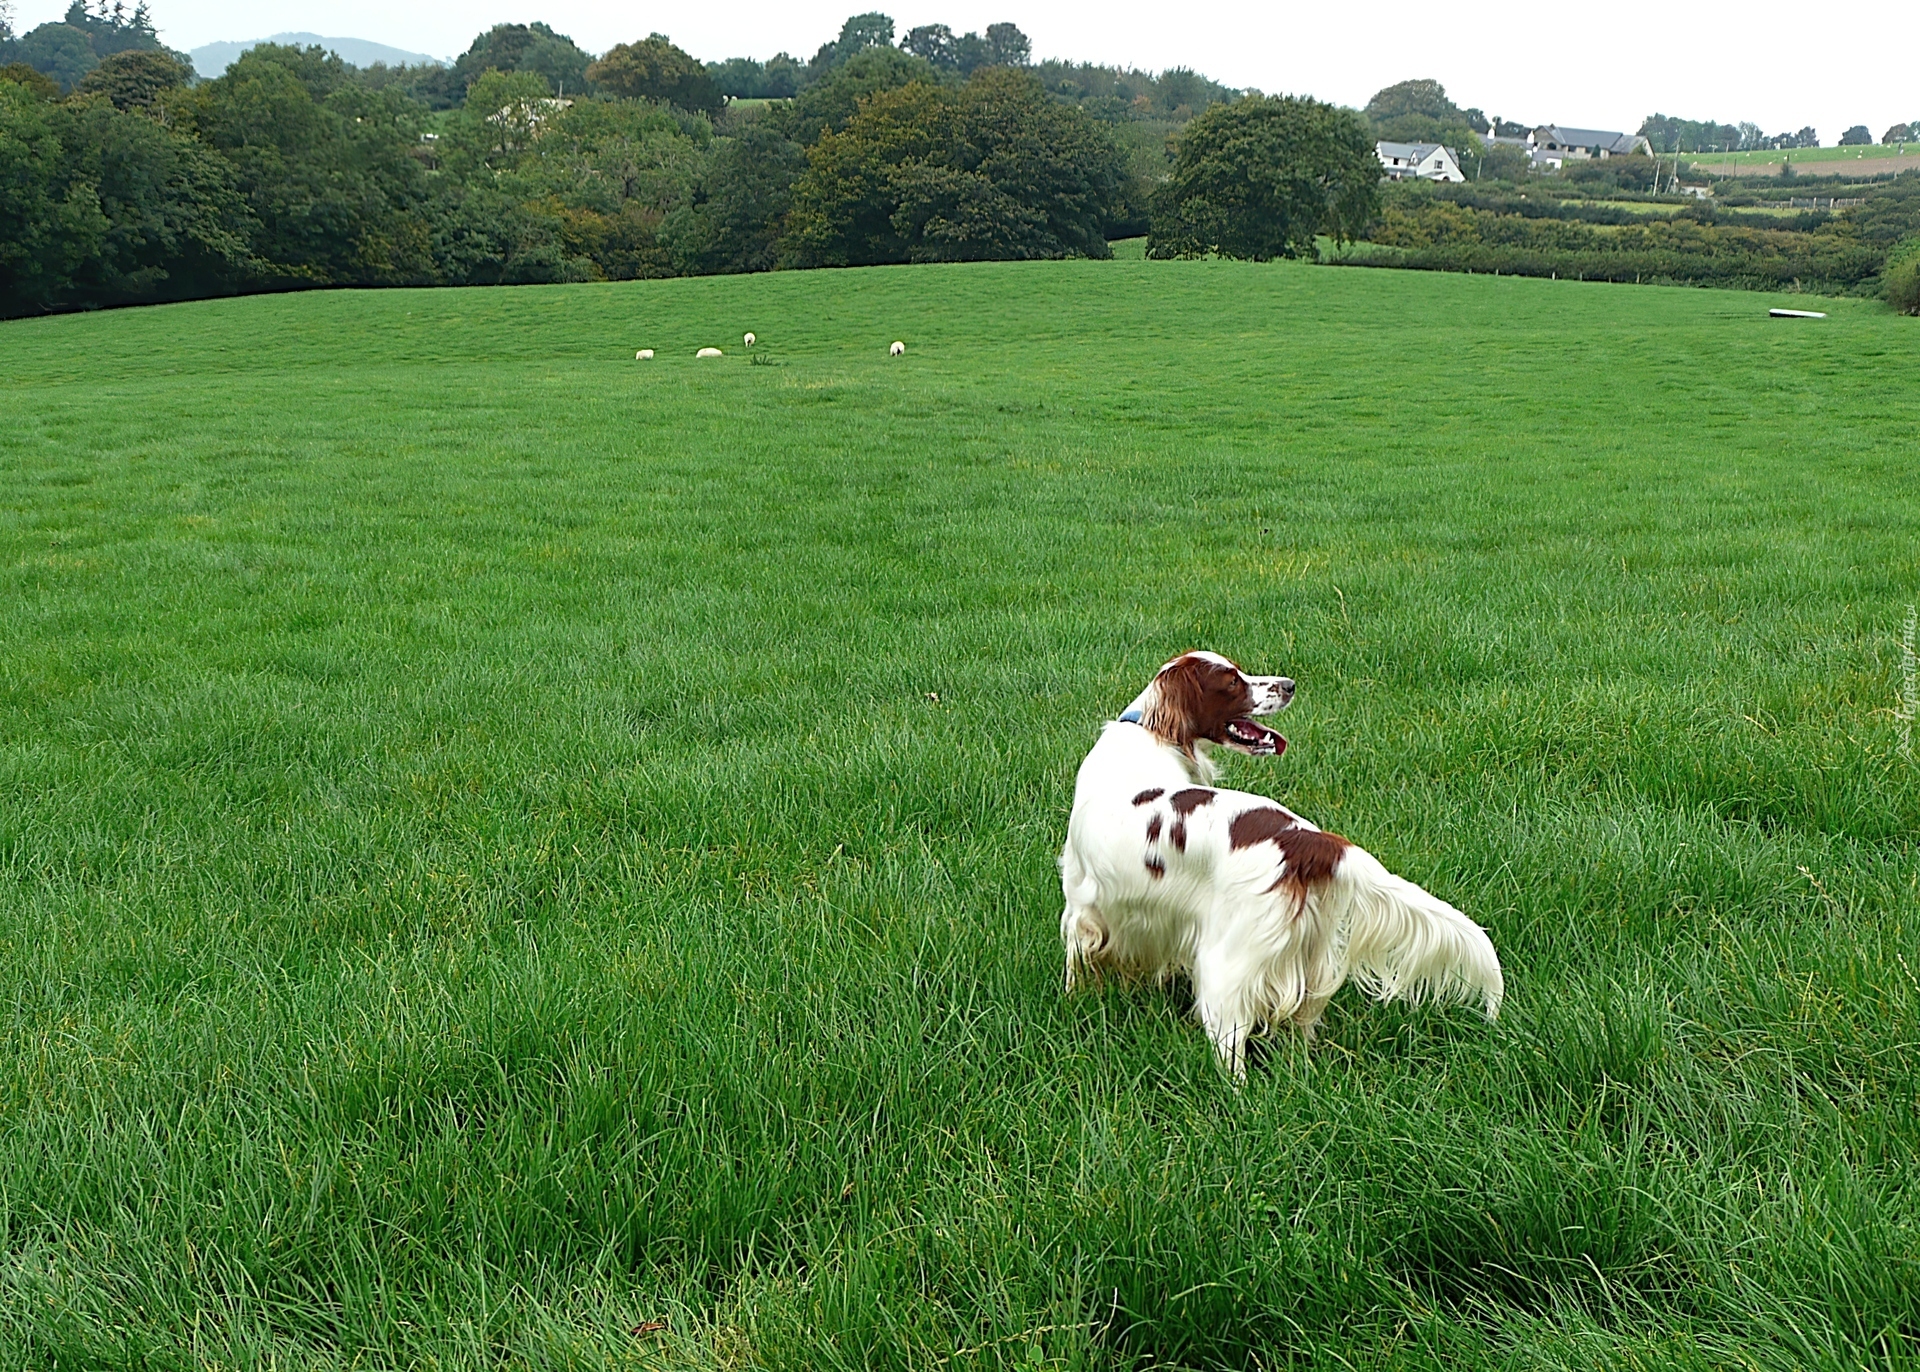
<box><xmin>1527</xmin><ymin>125</ymin><xmax>1652</xmax><ymax>168</ymax></box>
<box><xmin>1375</xmin><ymin>141</ymin><xmax>1465</xmax><ymax>182</ymax></box>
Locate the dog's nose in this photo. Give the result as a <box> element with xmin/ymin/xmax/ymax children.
<box><xmin>1277</xmin><ymin>678</ymin><xmax>1295</xmax><ymax>695</ymax></box>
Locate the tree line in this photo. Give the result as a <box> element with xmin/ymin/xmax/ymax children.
<box><xmin>0</xmin><ymin>4</ymin><xmax>1392</xmax><ymax>318</ymax></box>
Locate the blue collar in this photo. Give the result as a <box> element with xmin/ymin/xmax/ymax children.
<box><xmin>1119</xmin><ymin>708</ymin><xmax>1143</xmax><ymax>724</ymax></box>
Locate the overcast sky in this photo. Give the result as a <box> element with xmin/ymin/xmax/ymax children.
<box><xmin>17</xmin><ymin>0</ymin><xmax>1913</xmax><ymax>144</ymax></box>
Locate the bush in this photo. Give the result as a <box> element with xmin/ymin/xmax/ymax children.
<box><xmin>1885</xmin><ymin>237</ymin><xmax>1920</xmax><ymax>314</ymax></box>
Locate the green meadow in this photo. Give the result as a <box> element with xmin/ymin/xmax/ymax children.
<box><xmin>2</xmin><ymin>260</ymin><xmax>1917</xmax><ymax>1369</ymax></box>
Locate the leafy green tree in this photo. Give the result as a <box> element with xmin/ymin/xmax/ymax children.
<box><xmin>1365</xmin><ymin>77</ymin><xmax>1459</xmax><ymax>124</ymax></box>
<box><xmin>767</xmin><ymin>45</ymin><xmax>934</xmax><ymax>144</ymax></box>
<box><xmin>588</xmin><ymin>35</ymin><xmax>723</xmax><ymax>115</ymax></box>
<box><xmin>17</xmin><ymin>22</ymin><xmax>96</xmax><ymax>91</ymax></box>
<box><xmin>458</xmin><ymin>68</ymin><xmax>560</xmax><ymax>162</ymax></box>
<box><xmin>1148</xmin><ymin>94</ymin><xmax>1379</xmax><ymax>261</ymax></box>
<box><xmin>174</xmin><ymin>43</ymin><xmax>432</xmax><ymax>285</ymax></box>
<box><xmin>0</xmin><ymin>78</ymin><xmax>104</xmax><ymax>309</ymax></box>
<box><xmin>762</xmin><ymin>54</ymin><xmax>802</xmax><ymax>98</ymax></box>
<box><xmin>661</xmin><ymin>121</ymin><xmax>807</xmax><ymax>273</ymax></box>
<box><xmin>899</xmin><ymin>24</ymin><xmax>955</xmax><ymax>70</ymax></box>
<box><xmin>783</xmin><ymin>67</ymin><xmax>1123</xmax><ymax>265</ymax></box>
<box><xmin>409</xmin><ymin>23</ymin><xmax>595</xmax><ymax>108</ymax></box>
<box><xmin>836</xmin><ymin>13</ymin><xmax>895</xmax><ymax>57</ymax></box>
<box><xmin>50</xmin><ymin>91</ymin><xmax>254</xmax><ymax>302</ymax></box>
<box><xmin>74</xmin><ymin>46</ymin><xmax>187</xmax><ymax>109</ymax></box>
<box><xmin>0</xmin><ymin>61</ymin><xmax>60</xmax><ymax>98</ymax></box>
<box><xmin>1839</xmin><ymin>125</ymin><xmax>1871</xmax><ymax>145</ymax></box>
<box><xmin>983</xmin><ymin>23</ymin><xmax>1030</xmax><ymax>66</ymax></box>
<box><xmin>1883</xmin><ymin>235</ymin><xmax>1920</xmax><ymax>314</ymax></box>
<box><xmin>0</xmin><ymin>77</ymin><xmax>254</xmax><ymax>315</ymax></box>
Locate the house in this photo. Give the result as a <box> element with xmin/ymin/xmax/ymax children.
<box><xmin>1528</xmin><ymin>126</ymin><xmax>1652</xmax><ymax>167</ymax></box>
<box><xmin>1375</xmin><ymin>141</ymin><xmax>1465</xmax><ymax>182</ymax></box>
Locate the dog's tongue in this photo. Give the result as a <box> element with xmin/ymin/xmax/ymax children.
<box><xmin>1227</xmin><ymin>718</ymin><xmax>1286</xmax><ymax>754</ymax></box>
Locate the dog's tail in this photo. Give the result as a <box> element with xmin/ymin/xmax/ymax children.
<box><xmin>1324</xmin><ymin>847</ymin><xmax>1503</xmax><ymax>1018</ymax></box>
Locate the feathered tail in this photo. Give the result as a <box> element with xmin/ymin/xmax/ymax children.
<box><xmin>1323</xmin><ymin>847</ymin><xmax>1503</xmax><ymax>1018</ymax></box>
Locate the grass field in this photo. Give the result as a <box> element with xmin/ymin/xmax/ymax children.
<box><xmin>3</xmin><ymin>259</ymin><xmax>1919</xmax><ymax>1370</ymax></box>
<box><xmin>1688</xmin><ymin>143</ymin><xmax>1920</xmax><ymax>175</ymax></box>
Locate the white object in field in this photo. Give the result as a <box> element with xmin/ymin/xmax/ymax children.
<box><xmin>889</xmin><ymin>340</ymin><xmax>905</xmax><ymax>356</ymax></box>
<box><xmin>1769</xmin><ymin>308</ymin><xmax>1827</xmax><ymax>318</ymax></box>
<box><xmin>696</xmin><ymin>347</ymin><xmax>723</xmax><ymax>358</ymax></box>
<box><xmin>743</xmin><ymin>332</ymin><xmax>756</xmax><ymax>346</ymax></box>
<box><xmin>636</xmin><ymin>349</ymin><xmax>654</xmax><ymax>360</ymax></box>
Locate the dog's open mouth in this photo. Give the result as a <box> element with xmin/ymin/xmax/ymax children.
<box><xmin>1224</xmin><ymin>718</ymin><xmax>1286</xmax><ymax>755</ymax></box>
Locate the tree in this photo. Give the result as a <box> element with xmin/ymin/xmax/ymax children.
<box><xmin>1</xmin><ymin>61</ymin><xmax>61</xmax><ymax>98</ymax></box>
<box><xmin>174</xmin><ymin>43</ymin><xmax>432</xmax><ymax>285</ymax></box>
<box><xmin>1839</xmin><ymin>124</ymin><xmax>1871</xmax><ymax>146</ymax></box>
<box><xmin>17</xmin><ymin>22</ymin><xmax>96</xmax><ymax>91</ymax></box>
<box><xmin>1365</xmin><ymin>77</ymin><xmax>1460</xmax><ymax>125</ymax></box>
<box><xmin>588</xmin><ymin>35</ymin><xmax>723</xmax><ymax>116</ymax></box>
<box><xmin>783</xmin><ymin>67</ymin><xmax>1124</xmax><ymax>266</ymax></box>
<box><xmin>74</xmin><ymin>46</ymin><xmax>187</xmax><ymax>109</ymax></box>
<box><xmin>899</xmin><ymin>24</ymin><xmax>955</xmax><ymax>70</ymax></box>
<box><xmin>60</xmin><ymin>0</ymin><xmax>166</xmax><ymax>58</ymax></box>
<box><xmin>1884</xmin><ymin>124</ymin><xmax>1913</xmax><ymax>144</ymax></box>
<box><xmin>983</xmin><ymin>23</ymin><xmax>1030</xmax><ymax>67</ymax></box>
<box><xmin>836</xmin><ymin>13</ymin><xmax>894</xmax><ymax>57</ymax></box>
<box><xmin>661</xmin><ymin>121</ymin><xmax>807</xmax><ymax>273</ymax></box>
<box><xmin>1884</xmin><ymin>235</ymin><xmax>1920</xmax><ymax>315</ymax></box>
<box><xmin>767</xmin><ymin>45</ymin><xmax>934</xmax><ymax>144</ymax></box>
<box><xmin>1148</xmin><ymin>94</ymin><xmax>1379</xmax><ymax>261</ymax></box>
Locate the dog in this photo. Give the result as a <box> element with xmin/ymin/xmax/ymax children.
<box><xmin>1058</xmin><ymin>651</ymin><xmax>1502</xmax><ymax>1076</ymax></box>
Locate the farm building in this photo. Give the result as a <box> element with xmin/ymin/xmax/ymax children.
<box><xmin>1376</xmin><ymin>141</ymin><xmax>1466</xmax><ymax>182</ymax></box>
<box><xmin>1526</xmin><ymin>125</ymin><xmax>1653</xmax><ymax>169</ymax></box>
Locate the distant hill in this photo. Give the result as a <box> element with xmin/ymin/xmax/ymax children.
<box><xmin>188</xmin><ymin>33</ymin><xmax>445</xmax><ymax>77</ymax></box>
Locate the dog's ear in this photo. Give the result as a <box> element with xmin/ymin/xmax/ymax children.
<box><xmin>1143</xmin><ymin>654</ymin><xmax>1249</xmax><ymax>750</ymax></box>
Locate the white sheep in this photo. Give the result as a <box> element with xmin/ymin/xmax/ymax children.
<box><xmin>889</xmin><ymin>340</ymin><xmax>905</xmax><ymax>356</ymax></box>
<box><xmin>743</xmin><ymin>332</ymin><xmax>756</xmax><ymax>347</ymax></box>
<box><xmin>635</xmin><ymin>349</ymin><xmax>654</xmax><ymax>360</ymax></box>
<box><xmin>696</xmin><ymin>347</ymin><xmax>723</xmax><ymax>359</ymax></box>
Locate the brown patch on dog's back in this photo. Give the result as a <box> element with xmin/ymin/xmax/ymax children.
<box><xmin>1170</xmin><ymin>788</ymin><xmax>1215</xmax><ymax>815</ymax></box>
<box><xmin>1132</xmin><ymin>788</ymin><xmax>1164</xmax><ymax>806</ymax></box>
<box><xmin>1145</xmin><ymin>856</ymin><xmax>1166</xmax><ymax>879</ymax></box>
<box><xmin>1170</xmin><ymin>820</ymin><xmax>1187</xmax><ymax>852</ymax></box>
<box><xmin>1229</xmin><ymin>806</ymin><xmax>1351</xmax><ymax>905</ymax></box>
<box><xmin>1227</xmin><ymin>806</ymin><xmax>1302</xmax><ymax>850</ymax></box>
<box><xmin>1145</xmin><ymin>813</ymin><xmax>1162</xmax><ymax>843</ymax></box>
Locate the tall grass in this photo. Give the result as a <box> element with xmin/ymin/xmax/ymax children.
<box><xmin>1</xmin><ymin>260</ymin><xmax>1916</xmax><ymax>1368</ymax></box>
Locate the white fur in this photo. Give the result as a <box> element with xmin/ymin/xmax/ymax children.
<box><xmin>889</xmin><ymin>340</ymin><xmax>906</xmax><ymax>356</ymax></box>
<box><xmin>743</xmin><ymin>332</ymin><xmax>756</xmax><ymax>346</ymax></box>
<box><xmin>696</xmin><ymin>347</ymin><xmax>723</xmax><ymax>359</ymax></box>
<box><xmin>1059</xmin><ymin>659</ymin><xmax>1502</xmax><ymax>1077</ymax></box>
<box><xmin>635</xmin><ymin>349</ymin><xmax>654</xmax><ymax>360</ymax></box>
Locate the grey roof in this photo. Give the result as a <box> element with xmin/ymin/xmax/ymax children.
<box><xmin>1375</xmin><ymin>141</ymin><xmax>1454</xmax><ymax>160</ymax></box>
<box><xmin>1539</xmin><ymin>126</ymin><xmax>1641</xmax><ymax>152</ymax></box>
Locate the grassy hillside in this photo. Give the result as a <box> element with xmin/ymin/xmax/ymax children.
<box><xmin>2</xmin><ymin>261</ymin><xmax>1917</xmax><ymax>1370</ymax></box>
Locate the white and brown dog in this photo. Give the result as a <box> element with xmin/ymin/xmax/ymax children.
<box><xmin>1059</xmin><ymin>651</ymin><xmax>1502</xmax><ymax>1076</ymax></box>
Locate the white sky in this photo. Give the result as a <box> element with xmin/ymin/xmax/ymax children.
<box><xmin>18</xmin><ymin>0</ymin><xmax>1915</xmax><ymax>144</ymax></box>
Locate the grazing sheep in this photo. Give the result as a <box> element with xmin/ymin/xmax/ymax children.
<box><xmin>889</xmin><ymin>340</ymin><xmax>906</xmax><ymax>356</ymax></box>
<box><xmin>743</xmin><ymin>332</ymin><xmax>756</xmax><ymax>347</ymax></box>
<box><xmin>636</xmin><ymin>349</ymin><xmax>654</xmax><ymax>360</ymax></box>
<box><xmin>696</xmin><ymin>347</ymin><xmax>723</xmax><ymax>359</ymax></box>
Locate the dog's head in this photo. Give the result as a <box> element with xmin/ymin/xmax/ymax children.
<box><xmin>1123</xmin><ymin>651</ymin><xmax>1293</xmax><ymax>757</ymax></box>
